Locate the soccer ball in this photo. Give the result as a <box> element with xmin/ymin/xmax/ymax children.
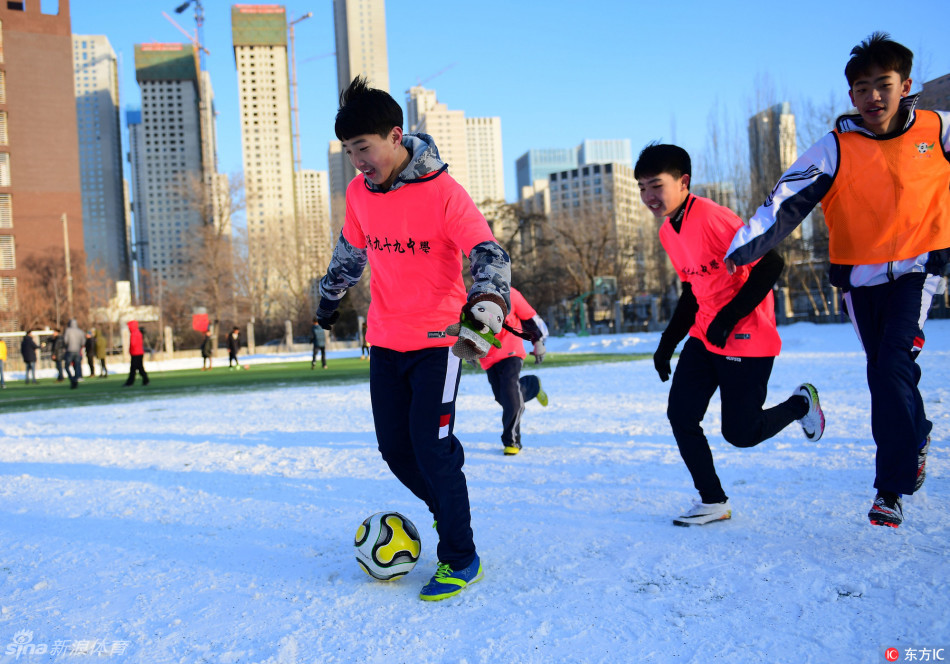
<box><xmin>354</xmin><ymin>512</ymin><xmax>421</xmax><ymax>581</ymax></box>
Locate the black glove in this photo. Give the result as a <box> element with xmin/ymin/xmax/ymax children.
<box><xmin>315</xmin><ymin>297</ymin><xmax>341</xmax><ymax>330</ymax></box>
<box><xmin>653</xmin><ymin>334</ymin><xmax>676</xmax><ymax>382</ymax></box>
<box><xmin>705</xmin><ymin>307</ymin><xmax>740</xmax><ymax>349</ymax></box>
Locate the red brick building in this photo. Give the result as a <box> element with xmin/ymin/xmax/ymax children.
<box><xmin>0</xmin><ymin>0</ymin><xmax>83</xmax><ymax>332</ymax></box>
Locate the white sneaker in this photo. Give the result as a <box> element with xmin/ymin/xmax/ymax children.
<box><xmin>795</xmin><ymin>383</ymin><xmax>825</xmax><ymax>442</ymax></box>
<box><xmin>673</xmin><ymin>499</ymin><xmax>732</xmax><ymax>527</ymax></box>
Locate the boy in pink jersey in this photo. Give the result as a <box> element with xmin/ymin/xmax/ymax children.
<box><xmin>315</xmin><ymin>77</ymin><xmax>510</xmax><ymax>600</ymax></box>
<box><xmin>635</xmin><ymin>144</ymin><xmax>824</xmax><ymax>526</ymax></box>
<box><xmin>478</xmin><ymin>286</ymin><xmax>550</xmax><ymax>456</ymax></box>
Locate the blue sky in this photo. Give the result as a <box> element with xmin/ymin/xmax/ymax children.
<box><xmin>70</xmin><ymin>0</ymin><xmax>950</xmax><ymax>204</ymax></box>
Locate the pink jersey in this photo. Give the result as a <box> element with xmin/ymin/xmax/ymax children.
<box><xmin>659</xmin><ymin>195</ymin><xmax>781</xmax><ymax>357</ymax></box>
<box><xmin>342</xmin><ymin>171</ymin><xmax>497</xmax><ymax>352</ymax></box>
<box><xmin>480</xmin><ymin>287</ymin><xmax>537</xmax><ymax>370</ymax></box>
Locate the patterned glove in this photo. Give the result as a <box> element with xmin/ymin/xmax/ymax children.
<box><xmin>315</xmin><ymin>297</ymin><xmax>341</xmax><ymax>330</ymax></box>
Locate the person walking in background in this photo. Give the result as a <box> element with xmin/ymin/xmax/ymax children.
<box><xmin>227</xmin><ymin>327</ymin><xmax>241</xmax><ymax>369</ymax></box>
<box><xmin>51</xmin><ymin>327</ymin><xmax>65</xmax><ymax>382</ymax></box>
<box><xmin>201</xmin><ymin>329</ymin><xmax>214</xmax><ymax>371</ymax></box>
<box><xmin>84</xmin><ymin>330</ymin><xmax>96</xmax><ymax>378</ymax></box>
<box><xmin>94</xmin><ymin>328</ymin><xmax>108</xmax><ymax>377</ymax></box>
<box><xmin>311</xmin><ymin>317</ymin><xmax>327</xmax><ymax>369</ymax></box>
<box><xmin>360</xmin><ymin>320</ymin><xmax>369</xmax><ymax>360</ymax></box>
<box><xmin>63</xmin><ymin>319</ymin><xmax>85</xmax><ymax>389</ymax></box>
<box><xmin>478</xmin><ymin>286</ymin><xmax>549</xmax><ymax>456</ymax></box>
<box><xmin>20</xmin><ymin>329</ymin><xmax>38</xmax><ymax>385</ymax></box>
<box><xmin>0</xmin><ymin>337</ymin><xmax>6</xmax><ymax>388</ymax></box>
<box><xmin>123</xmin><ymin>320</ymin><xmax>149</xmax><ymax>387</ymax></box>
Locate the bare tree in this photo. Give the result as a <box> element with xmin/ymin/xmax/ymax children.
<box><xmin>17</xmin><ymin>249</ymin><xmax>90</xmax><ymax>330</ymax></box>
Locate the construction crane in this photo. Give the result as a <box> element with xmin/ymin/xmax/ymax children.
<box><xmin>404</xmin><ymin>62</ymin><xmax>458</xmax><ymax>94</ymax></box>
<box><xmin>173</xmin><ymin>0</ymin><xmax>207</xmax><ymax>70</ymax></box>
<box><xmin>162</xmin><ymin>10</ymin><xmax>210</xmax><ymax>58</ymax></box>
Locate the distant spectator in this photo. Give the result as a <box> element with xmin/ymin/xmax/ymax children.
<box><xmin>123</xmin><ymin>320</ymin><xmax>149</xmax><ymax>387</ymax></box>
<box><xmin>63</xmin><ymin>319</ymin><xmax>85</xmax><ymax>389</ymax></box>
<box><xmin>85</xmin><ymin>330</ymin><xmax>96</xmax><ymax>378</ymax></box>
<box><xmin>94</xmin><ymin>328</ymin><xmax>108</xmax><ymax>377</ymax></box>
<box><xmin>0</xmin><ymin>337</ymin><xmax>6</xmax><ymax>388</ymax></box>
<box><xmin>20</xmin><ymin>330</ymin><xmax>38</xmax><ymax>385</ymax></box>
<box><xmin>201</xmin><ymin>329</ymin><xmax>214</xmax><ymax>371</ymax></box>
<box><xmin>360</xmin><ymin>320</ymin><xmax>369</xmax><ymax>360</ymax></box>
<box><xmin>227</xmin><ymin>327</ymin><xmax>241</xmax><ymax>369</ymax></box>
<box><xmin>311</xmin><ymin>317</ymin><xmax>327</xmax><ymax>369</ymax></box>
<box><xmin>50</xmin><ymin>328</ymin><xmax>65</xmax><ymax>382</ymax></box>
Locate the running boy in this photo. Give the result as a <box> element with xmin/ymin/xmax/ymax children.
<box><xmin>478</xmin><ymin>286</ymin><xmax>549</xmax><ymax>456</ymax></box>
<box><xmin>315</xmin><ymin>76</ymin><xmax>510</xmax><ymax>600</ymax></box>
<box><xmin>725</xmin><ymin>33</ymin><xmax>950</xmax><ymax>528</ymax></box>
<box><xmin>635</xmin><ymin>143</ymin><xmax>824</xmax><ymax>526</ymax></box>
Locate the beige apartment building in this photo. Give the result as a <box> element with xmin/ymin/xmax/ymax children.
<box><xmin>232</xmin><ymin>4</ymin><xmax>299</xmax><ymax>297</ymax></box>
<box><xmin>328</xmin><ymin>0</ymin><xmax>389</xmax><ymax>234</ymax></box>
<box><xmin>294</xmin><ymin>168</ymin><xmax>332</xmax><ymax>276</ymax></box>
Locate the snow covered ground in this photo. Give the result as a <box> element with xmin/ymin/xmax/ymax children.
<box><xmin>0</xmin><ymin>321</ymin><xmax>948</xmax><ymax>664</ymax></box>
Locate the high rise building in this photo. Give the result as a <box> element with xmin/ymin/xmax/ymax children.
<box><xmin>918</xmin><ymin>73</ymin><xmax>950</xmax><ymax>110</ymax></box>
<box><xmin>406</xmin><ymin>84</ymin><xmax>437</xmax><ymax>132</ymax></box>
<box><xmin>0</xmin><ymin>1</ymin><xmax>84</xmax><ymax>331</ymax></box>
<box><xmin>294</xmin><ymin>169</ymin><xmax>331</xmax><ymax>276</ymax></box>
<box><xmin>465</xmin><ymin>116</ymin><xmax>504</xmax><ymax>205</ymax></box>
<box><xmin>406</xmin><ymin>85</ymin><xmax>504</xmax><ymax>208</ymax></box>
<box><xmin>515</xmin><ymin>149</ymin><xmax>578</xmax><ymax>198</ymax></box>
<box><xmin>414</xmin><ymin>97</ymin><xmax>470</xmax><ymax>192</ymax></box>
<box><xmin>129</xmin><ymin>42</ymin><xmax>205</xmax><ymax>299</ymax></box>
<box><xmin>524</xmin><ymin>163</ymin><xmax>661</xmax><ymax>291</ymax></box>
<box><xmin>231</xmin><ymin>4</ymin><xmax>300</xmax><ymax>295</ymax></box>
<box><xmin>332</xmin><ymin>0</ymin><xmax>389</xmax><ymax>94</ymax></box>
<box><xmin>748</xmin><ymin>102</ymin><xmax>797</xmax><ymax>210</ymax></box>
<box><xmin>72</xmin><ymin>35</ymin><xmax>128</xmax><ymax>284</ymax></box>
<box><xmin>329</xmin><ymin>0</ymin><xmax>389</xmax><ymax>234</ymax></box>
<box><xmin>578</xmin><ymin>139</ymin><xmax>632</xmax><ymax>168</ymax></box>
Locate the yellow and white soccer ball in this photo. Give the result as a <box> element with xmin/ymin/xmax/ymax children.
<box><xmin>354</xmin><ymin>512</ymin><xmax>421</xmax><ymax>581</ymax></box>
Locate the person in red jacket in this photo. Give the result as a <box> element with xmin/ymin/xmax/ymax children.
<box><xmin>123</xmin><ymin>320</ymin><xmax>149</xmax><ymax>387</ymax></box>
<box><xmin>636</xmin><ymin>143</ymin><xmax>824</xmax><ymax>527</ymax></box>
<box><xmin>478</xmin><ymin>286</ymin><xmax>549</xmax><ymax>456</ymax></box>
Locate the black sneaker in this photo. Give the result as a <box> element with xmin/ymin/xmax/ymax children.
<box><xmin>915</xmin><ymin>436</ymin><xmax>931</xmax><ymax>492</ymax></box>
<box><xmin>868</xmin><ymin>492</ymin><xmax>903</xmax><ymax>528</ymax></box>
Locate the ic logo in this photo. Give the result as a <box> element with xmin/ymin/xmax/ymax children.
<box><xmin>885</xmin><ymin>648</ymin><xmax>900</xmax><ymax>662</ymax></box>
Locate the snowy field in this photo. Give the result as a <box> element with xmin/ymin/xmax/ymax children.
<box><xmin>0</xmin><ymin>321</ymin><xmax>948</xmax><ymax>664</ymax></box>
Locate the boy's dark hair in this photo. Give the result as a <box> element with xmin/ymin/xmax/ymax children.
<box><xmin>844</xmin><ymin>32</ymin><xmax>913</xmax><ymax>86</ymax></box>
<box><xmin>335</xmin><ymin>75</ymin><xmax>403</xmax><ymax>141</ymax></box>
<box><xmin>634</xmin><ymin>143</ymin><xmax>691</xmax><ymax>187</ymax></box>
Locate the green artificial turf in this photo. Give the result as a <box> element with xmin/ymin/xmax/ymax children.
<box><xmin>0</xmin><ymin>352</ymin><xmax>647</xmax><ymax>414</ymax></box>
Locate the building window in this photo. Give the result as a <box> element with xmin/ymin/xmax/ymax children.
<box><xmin>0</xmin><ymin>235</ymin><xmax>14</xmax><ymax>269</ymax></box>
<box><xmin>0</xmin><ymin>276</ymin><xmax>15</xmax><ymax>312</ymax></box>
<box><xmin>0</xmin><ymin>71</ymin><xmax>5</xmax><ymax>102</ymax></box>
<box><xmin>0</xmin><ymin>194</ymin><xmax>11</xmax><ymax>228</ymax></box>
<box><xmin>0</xmin><ymin>153</ymin><xmax>9</xmax><ymax>186</ymax></box>
<box><xmin>0</xmin><ymin>112</ymin><xmax>7</xmax><ymax>145</ymax></box>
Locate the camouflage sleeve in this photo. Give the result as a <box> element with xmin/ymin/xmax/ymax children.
<box><xmin>318</xmin><ymin>232</ymin><xmax>368</xmax><ymax>301</ymax></box>
<box><xmin>468</xmin><ymin>240</ymin><xmax>511</xmax><ymax>312</ymax></box>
